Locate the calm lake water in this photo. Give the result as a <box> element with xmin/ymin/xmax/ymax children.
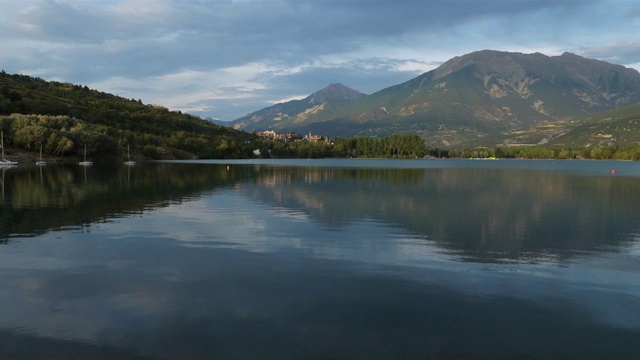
<box><xmin>0</xmin><ymin>159</ymin><xmax>639</xmax><ymax>359</ymax></box>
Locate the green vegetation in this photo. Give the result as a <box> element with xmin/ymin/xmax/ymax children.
<box><xmin>251</xmin><ymin>134</ymin><xmax>427</xmax><ymax>159</ymax></box>
<box><xmin>332</xmin><ymin>134</ymin><xmax>427</xmax><ymax>158</ymax></box>
<box><xmin>442</xmin><ymin>145</ymin><xmax>640</xmax><ymax>161</ymax></box>
<box><xmin>0</xmin><ymin>71</ymin><xmax>258</xmax><ymax>160</ymax></box>
<box><xmin>3</xmin><ymin>69</ymin><xmax>640</xmax><ymax>162</ymax></box>
<box><xmin>254</xmin><ymin>133</ymin><xmax>640</xmax><ymax>161</ymax></box>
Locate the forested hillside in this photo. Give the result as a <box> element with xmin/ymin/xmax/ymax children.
<box><xmin>0</xmin><ymin>71</ymin><xmax>257</xmax><ymax>160</ymax></box>
<box><xmin>4</xmin><ymin>69</ymin><xmax>640</xmax><ymax>163</ymax></box>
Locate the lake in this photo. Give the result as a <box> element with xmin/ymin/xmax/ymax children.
<box><xmin>0</xmin><ymin>159</ymin><xmax>639</xmax><ymax>359</ymax></box>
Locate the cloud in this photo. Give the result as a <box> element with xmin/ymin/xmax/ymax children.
<box><xmin>578</xmin><ymin>40</ymin><xmax>640</xmax><ymax>69</ymax></box>
<box><xmin>1</xmin><ymin>0</ymin><xmax>639</xmax><ymax>121</ymax></box>
<box><xmin>90</xmin><ymin>64</ymin><xmax>270</xmax><ymax>114</ymax></box>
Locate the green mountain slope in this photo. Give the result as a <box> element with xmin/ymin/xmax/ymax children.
<box><xmin>0</xmin><ymin>71</ymin><xmax>256</xmax><ymax>160</ymax></box>
<box><xmin>488</xmin><ymin>102</ymin><xmax>640</xmax><ymax>149</ymax></box>
<box><xmin>232</xmin><ymin>50</ymin><xmax>640</xmax><ymax>146</ymax></box>
<box><xmin>559</xmin><ymin>102</ymin><xmax>640</xmax><ymax>147</ymax></box>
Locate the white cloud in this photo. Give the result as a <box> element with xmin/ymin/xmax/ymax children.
<box><xmin>268</xmin><ymin>95</ymin><xmax>308</xmax><ymax>104</ymax></box>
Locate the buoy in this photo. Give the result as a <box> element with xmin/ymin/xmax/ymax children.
<box><xmin>611</xmin><ymin>169</ymin><xmax>616</xmax><ymax>174</ymax></box>
<box><xmin>227</xmin><ymin>165</ymin><xmax>230</xmax><ymax>171</ymax></box>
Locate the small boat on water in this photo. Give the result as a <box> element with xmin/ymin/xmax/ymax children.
<box><xmin>0</xmin><ymin>131</ymin><xmax>18</xmax><ymax>167</ymax></box>
<box><xmin>35</xmin><ymin>144</ymin><xmax>47</xmax><ymax>166</ymax></box>
<box><xmin>78</xmin><ymin>145</ymin><xmax>93</xmax><ymax>166</ymax></box>
<box><xmin>0</xmin><ymin>160</ymin><xmax>16</xmax><ymax>167</ymax></box>
<box><xmin>124</xmin><ymin>145</ymin><xmax>135</xmax><ymax>166</ymax></box>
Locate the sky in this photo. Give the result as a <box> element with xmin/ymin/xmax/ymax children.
<box><xmin>1</xmin><ymin>0</ymin><xmax>640</xmax><ymax>122</ymax></box>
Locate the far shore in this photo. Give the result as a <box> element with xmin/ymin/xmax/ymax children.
<box><xmin>3</xmin><ymin>149</ymin><xmax>639</xmax><ymax>164</ymax></box>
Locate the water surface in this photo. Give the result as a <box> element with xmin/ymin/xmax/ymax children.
<box><xmin>0</xmin><ymin>159</ymin><xmax>639</xmax><ymax>359</ymax></box>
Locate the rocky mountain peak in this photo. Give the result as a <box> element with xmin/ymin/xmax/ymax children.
<box><xmin>432</xmin><ymin>50</ymin><xmax>552</xmax><ymax>82</ymax></box>
<box><xmin>307</xmin><ymin>83</ymin><xmax>366</xmax><ymax>105</ymax></box>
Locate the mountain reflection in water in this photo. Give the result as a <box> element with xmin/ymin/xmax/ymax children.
<box><xmin>240</xmin><ymin>164</ymin><xmax>640</xmax><ymax>263</ymax></box>
<box><xmin>0</xmin><ymin>159</ymin><xmax>639</xmax><ymax>359</ymax></box>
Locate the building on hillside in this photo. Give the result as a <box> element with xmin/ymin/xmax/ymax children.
<box><xmin>257</xmin><ymin>130</ymin><xmax>304</xmax><ymax>142</ymax></box>
<box><xmin>305</xmin><ymin>131</ymin><xmax>331</xmax><ymax>143</ymax></box>
<box><xmin>257</xmin><ymin>130</ymin><xmax>331</xmax><ymax>143</ymax></box>
<box><xmin>257</xmin><ymin>130</ymin><xmax>278</xmax><ymax>140</ymax></box>
<box><xmin>284</xmin><ymin>132</ymin><xmax>303</xmax><ymax>142</ymax></box>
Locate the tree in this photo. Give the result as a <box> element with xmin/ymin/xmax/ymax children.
<box><xmin>56</xmin><ymin>136</ymin><xmax>73</xmax><ymax>156</ymax></box>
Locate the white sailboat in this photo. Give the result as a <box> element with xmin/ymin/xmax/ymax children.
<box><xmin>0</xmin><ymin>166</ymin><xmax>6</xmax><ymax>200</ymax></box>
<box><xmin>124</xmin><ymin>145</ymin><xmax>135</xmax><ymax>166</ymax></box>
<box><xmin>35</xmin><ymin>143</ymin><xmax>47</xmax><ymax>166</ymax></box>
<box><xmin>78</xmin><ymin>145</ymin><xmax>93</xmax><ymax>166</ymax></box>
<box><xmin>0</xmin><ymin>131</ymin><xmax>18</xmax><ymax>167</ymax></box>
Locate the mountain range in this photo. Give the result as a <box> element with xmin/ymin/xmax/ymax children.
<box><xmin>231</xmin><ymin>50</ymin><xmax>640</xmax><ymax>147</ymax></box>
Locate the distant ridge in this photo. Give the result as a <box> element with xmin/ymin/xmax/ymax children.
<box><xmin>232</xmin><ymin>83</ymin><xmax>366</xmax><ymax>132</ymax></box>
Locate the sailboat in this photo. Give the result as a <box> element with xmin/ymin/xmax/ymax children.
<box><xmin>35</xmin><ymin>143</ymin><xmax>47</xmax><ymax>166</ymax></box>
<box><xmin>0</xmin><ymin>166</ymin><xmax>6</xmax><ymax>200</ymax></box>
<box><xmin>78</xmin><ymin>145</ymin><xmax>93</xmax><ymax>166</ymax></box>
<box><xmin>0</xmin><ymin>131</ymin><xmax>18</xmax><ymax>167</ymax></box>
<box><xmin>124</xmin><ymin>145</ymin><xmax>135</xmax><ymax>166</ymax></box>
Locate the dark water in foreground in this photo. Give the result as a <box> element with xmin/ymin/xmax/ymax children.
<box><xmin>0</xmin><ymin>159</ymin><xmax>639</xmax><ymax>359</ymax></box>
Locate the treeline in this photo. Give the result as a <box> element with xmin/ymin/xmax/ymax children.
<box><xmin>255</xmin><ymin>134</ymin><xmax>640</xmax><ymax>161</ymax></box>
<box><xmin>333</xmin><ymin>134</ymin><xmax>427</xmax><ymax>158</ymax></box>
<box><xmin>253</xmin><ymin>134</ymin><xmax>428</xmax><ymax>159</ymax></box>
<box><xmin>0</xmin><ymin>114</ymin><xmax>258</xmax><ymax>160</ymax></box>
<box><xmin>438</xmin><ymin>146</ymin><xmax>640</xmax><ymax>161</ymax></box>
<box><xmin>5</xmin><ymin>112</ymin><xmax>640</xmax><ymax>161</ymax></box>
